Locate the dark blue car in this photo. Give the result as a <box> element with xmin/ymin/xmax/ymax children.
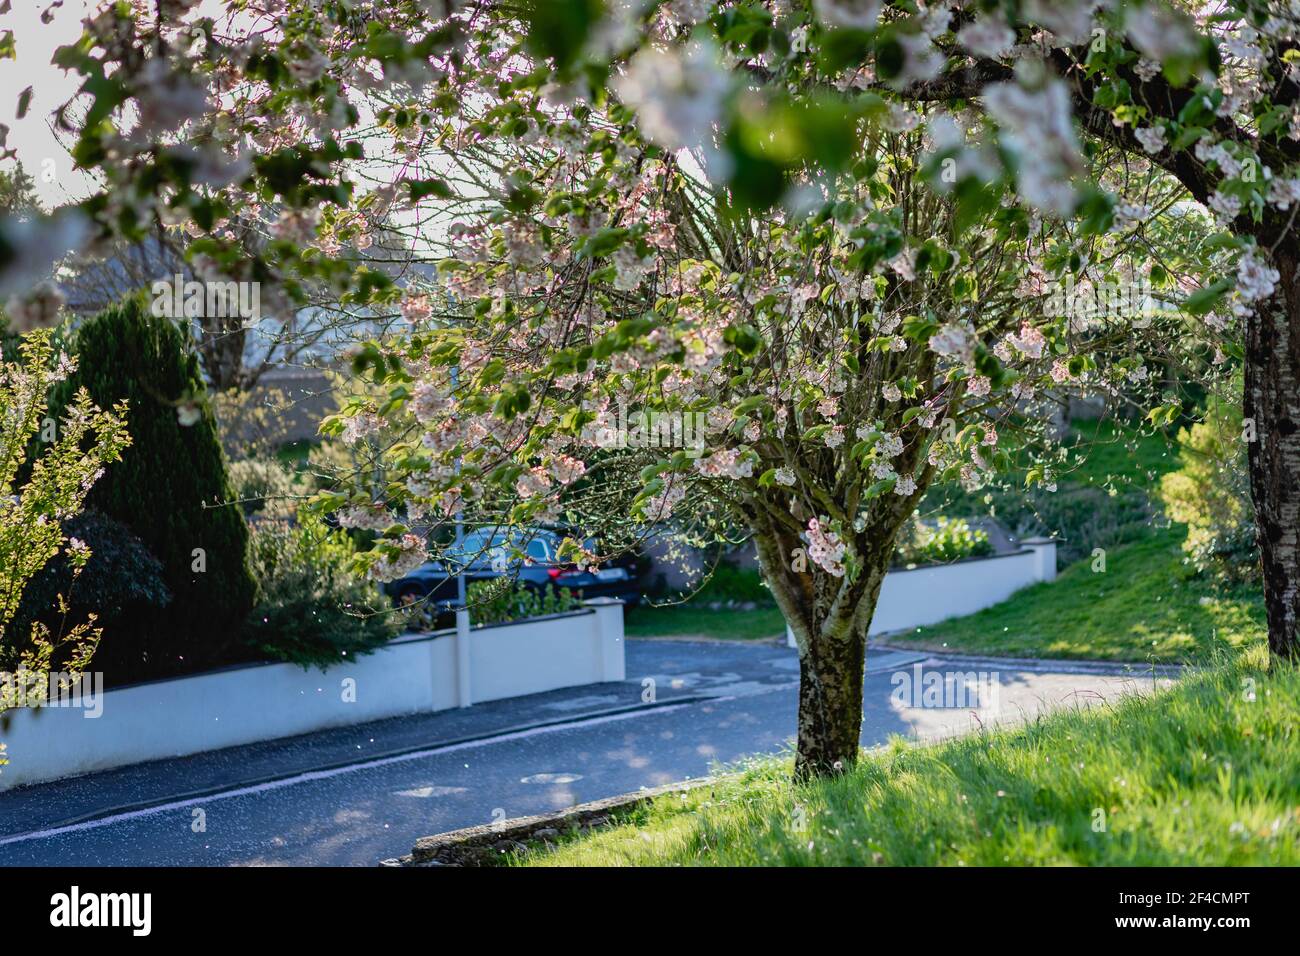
<box><xmin>385</xmin><ymin>526</ymin><xmax>641</xmax><ymax>609</ymax></box>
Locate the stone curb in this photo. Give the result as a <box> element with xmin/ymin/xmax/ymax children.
<box><xmin>381</xmin><ymin>776</ymin><xmax>716</xmax><ymax>867</ymax></box>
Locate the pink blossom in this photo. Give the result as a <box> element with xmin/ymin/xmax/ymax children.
<box><xmin>806</xmin><ymin>517</ymin><xmax>847</xmax><ymax>578</ymax></box>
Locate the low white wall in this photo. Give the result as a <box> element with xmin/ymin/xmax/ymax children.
<box><xmin>471</xmin><ymin>599</ymin><xmax>625</xmax><ymax>702</ymax></box>
<box><xmin>0</xmin><ymin>600</ymin><xmax>625</xmax><ymax>791</ymax></box>
<box><xmin>788</xmin><ymin>539</ymin><xmax>1056</xmax><ymax>647</ymax></box>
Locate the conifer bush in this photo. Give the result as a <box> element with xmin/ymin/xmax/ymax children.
<box><xmin>51</xmin><ymin>296</ymin><xmax>257</xmax><ymax>681</ymax></box>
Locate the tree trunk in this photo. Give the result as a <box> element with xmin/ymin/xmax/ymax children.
<box><xmin>794</xmin><ymin>622</ymin><xmax>868</xmax><ymax>779</ymax></box>
<box><xmin>1245</xmin><ymin>244</ymin><xmax>1300</xmax><ymax>660</ymax></box>
<box><xmin>750</xmin><ymin>504</ymin><xmax>911</xmax><ymax>780</ymax></box>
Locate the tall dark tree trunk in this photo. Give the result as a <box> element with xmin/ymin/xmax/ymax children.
<box><xmin>1245</xmin><ymin>244</ymin><xmax>1300</xmax><ymax>661</ymax></box>
<box><xmin>790</xmin><ymin>562</ymin><xmax>890</xmax><ymax>779</ymax></box>
<box><xmin>794</xmin><ymin>622</ymin><xmax>868</xmax><ymax>779</ymax></box>
<box><xmin>753</xmin><ymin>518</ymin><xmax>896</xmax><ymax>780</ymax></box>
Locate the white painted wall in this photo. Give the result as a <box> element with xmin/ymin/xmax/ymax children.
<box><xmin>470</xmin><ymin>598</ymin><xmax>626</xmax><ymax>703</ymax></box>
<box><xmin>787</xmin><ymin>540</ymin><xmax>1057</xmax><ymax>647</ymax></box>
<box><xmin>0</xmin><ymin>601</ymin><xmax>625</xmax><ymax>790</ymax></box>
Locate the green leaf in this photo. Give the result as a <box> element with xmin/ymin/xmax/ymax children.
<box><xmin>865</xmin><ymin>477</ymin><xmax>896</xmax><ymax>499</ymax></box>
<box><xmin>81</xmin><ymin>73</ymin><xmax>130</xmax><ymax>130</ymax></box>
<box><xmin>1075</xmin><ymin>186</ymin><xmax>1114</xmax><ymax>236</ymax></box>
<box><xmin>1147</xmin><ymin>402</ymin><xmax>1181</xmax><ymax>428</ymax></box>
<box><xmin>522</xmin><ymin>0</ymin><xmax>606</xmax><ymax>69</ymax></box>
<box><xmin>1183</xmin><ymin>278</ymin><xmax>1232</xmax><ymax>316</ymax></box>
<box><xmin>407</xmin><ymin>178</ymin><xmax>453</xmax><ymax>201</ymax></box>
<box><xmin>579</xmin><ymin>226</ymin><xmax>630</xmax><ymax>259</ymax></box>
<box><xmin>723</xmin><ymin>323</ymin><xmax>763</xmax><ymax>356</ymax></box>
<box><xmin>818</xmin><ymin>29</ymin><xmax>874</xmax><ymax>74</ymax></box>
<box><xmin>953</xmin><ymin>176</ymin><xmax>1003</xmax><ymax>235</ymax></box>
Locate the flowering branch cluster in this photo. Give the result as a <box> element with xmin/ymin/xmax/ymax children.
<box><xmin>0</xmin><ymin>0</ymin><xmax>1245</xmax><ymax>622</ymax></box>
<box><xmin>0</xmin><ymin>330</ymin><xmax>130</xmax><ymax>716</ymax></box>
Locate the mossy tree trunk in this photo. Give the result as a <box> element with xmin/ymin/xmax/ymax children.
<box><xmin>752</xmin><ymin>503</ymin><xmax>911</xmax><ymax>780</ymax></box>
<box><xmin>1245</xmin><ymin>246</ymin><xmax>1300</xmax><ymax>661</ymax></box>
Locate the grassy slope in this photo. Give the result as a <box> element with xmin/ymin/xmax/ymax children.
<box><xmin>517</xmin><ymin>655</ymin><xmax>1300</xmax><ymax>866</ymax></box>
<box><xmin>1060</xmin><ymin>417</ymin><xmax>1179</xmax><ymax>490</ymax></box>
<box><xmin>626</xmin><ymin>419</ymin><xmax>1266</xmax><ymax>657</ymax></box>
<box><xmin>894</xmin><ymin>418</ymin><xmax>1266</xmax><ymax>663</ymax></box>
<box><xmin>921</xmin><ymin>419</ymin><xmax>1180</xmax><ymax>566</ymax></box>
<box><xmin>624</xmin><ymin>603</ymin><xmax>786</xmax><ymax>641</ymax></box>
<box><xmin>890</xmin><ymin>528</ymin><xmax>1266</xmax><ymax>663</ymax></box>
<box><xmin>518</xmin><ymin>420</ymin><xmax>1281</xmax><ymax>866</ymax></box>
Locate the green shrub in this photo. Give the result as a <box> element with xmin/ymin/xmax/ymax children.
<box><xmin>243</xmin><ymin>512</ymin><xmax>398</xmax><ymax>669</ymax></box>
<box><xmin>1</xmin><ymin>330</ymin><xmax>129</xmax><ymax>725</ymax></box>
<box><xmin>12</xmin><ymin>510</ymin><xmax>172</xmax><ymax>682</ymax></box>
<box><xmin>692</xmin><ymin>561</ymin><xmax>772</xmax><ymax>604</ymax></box>
<box><xmin>228</xmin><ymin>457</ymin><xmax>304</xmax><ymax>520</ymax></box>
<box><xmin>1158</xmin><ymin>400</ymin><xmax>1258</xmax><ymax>581</ymax></box>
<box><xmin>895</xmin><ymin>517</ymin><xmax>993</xmax><ymax>566</ymax></box>
<box><xmin>465</xmin><ymin>578</ymin><xmax>582</xmax><ymax>625</ymax></box>
<box><xmin>50</xmin><ymin>295</ymin><xmax>257</xmax><ymax>680</ymax></box>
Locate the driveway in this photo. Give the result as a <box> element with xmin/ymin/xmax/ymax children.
<box><xmin>0</xmin><ymin>640</ymin><xmax>1171</xmax><ymax>866</ymax></box>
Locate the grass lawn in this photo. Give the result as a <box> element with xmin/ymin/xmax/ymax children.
<box><xmin>624</xmin><ymin>603</ymin><xmax>786</xmax><ymax>641</ymax></box>
<box><xmin>514</xmin><ymin>653</ymin><xmax>1300</xmax><ymax>866</ymax></box>
<box><xmin>628</xmin><ymin>528</ymin><xmax>1266</xmax><ymax>659</ymax></box>
<box><xmin>888</xmin><ymin>528</ymin><xmax>1266</xmax><ymax>664</ymax></box>
<box><xmin>1059</xmin><ymin>417</ymin><xmax>1179</xmax><ymax>488</ymax></box>
<box><xmin>625</xmin><ymin>419</ymin><xmax>1264</xmax><ymax>660</ymax></box>
<box><xmin>921</xmin><ymin>419</ymin><xmax>1180</xmax><ymax>568</ymax></box>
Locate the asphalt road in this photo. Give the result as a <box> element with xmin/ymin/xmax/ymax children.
<box><xmin>0</xmin><ymin>640</ymin><xmax>1170</xmax><ymax>866</ymax></box>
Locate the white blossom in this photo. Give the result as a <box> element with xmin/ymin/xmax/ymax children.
<box><xmin>612</xmin><ymin>40</ymin><xmax>729</xmax><ymax>162</ymax></box>
<box><xmin>1133</xmin><ymin>58</ymin><xmax>1161</xmax><ymax>82</ymax></box>
<box><xmin>612</xmin><ymin>245</ymin><xmax>655</xmax><ymax>290</ymax></box>
<box><xmin>4</xmin><ymin>281</ymin><xmax>65</xmax><ymax>333</ymax></box>
<box><xmin>957</xmin><ymin>18</ymin><xmax>1017</xmax><ymax>59</ymax></box>
<box><xmin>1134</xmin><ymin>126</ymin><xmax>1166</xmax><ymax>155</ymax></box>
<box><xmin>982</xmin><ymin>72</ymin><xmax>1084</xmax><ymax>214</ymax></box>
<box><xmin>813</xmin><ymin>0</ymin><xmax>882</xmax><ymax>30</ymax></box>
<box><xmin>368</xmin><ymin>534</ymin><xmax>428</xmax><ymax>583</ymax></box>
<box><xmin>176</xmin><ymin>402</ymin><xmax>202</xmax><ymax>427</ymax></box>
<box><xmin>401</xmin><ymin>293</ymin><xmax>433</xmax><ymax>323</ymax></box>
<box><xmin>1208</xmin><ymin>190</ymin><xmax>1242</xmax><ymax>225</ymax></box>
<box><xmin>1195</xmin><ymin>140</ymin><xmax>1242</xmax><ymax>178</ymax></box>
<box><xmin>1113</xmin><ymin>202</ymin><xmax>1151</xmax><ymax>229</ymax></box>
<box><xmin>1125</xmin><ymin>3</ymin><xmax>1201</xmax><ymax>63</ymax></box>
<box><xmin>1267</xmin><ymin>177</ymin><xmax>1300</xmax><ymax>210</ymax></box>
<box><xmin>806</xmin><ymin>517</ymin><xmax>847</xmax><ymax>577</ymax></box>
<box><xmin>1022</xmin><ymin>0</ymin><xmax>1097</xmax><ymax>46</ymax></box>
<box><xmin>1236</xmin><ymin>251</ymin><xmax>1280</xmax><ymax>303</ymax></box>
<box><xmin>929</xmin><ymin>323</ymin><xmax>976</xmax><ymax>364</ymax></box>
<box><xmin>891</xmin><ymin>32</ymin><xmax>945</xmax><ymax>88</ymax></box>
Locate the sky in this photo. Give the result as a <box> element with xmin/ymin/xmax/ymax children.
<box><xmin>0</xmin><ymin>0</ymin><xmax>245</xmax><ymax>210</ymax></box>
<box><xmin>0</xmin><ymin>0</ymin><xmax>97</xmax><ymax>209</ymax></box>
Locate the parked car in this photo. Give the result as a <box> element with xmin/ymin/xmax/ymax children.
<box><xmin>384</xmin><ymin>526</ymin><xmax>641</xmax><ymax>610</ymax></box>
<box><xmin>541</xmin><ymin>523</ymin><xmax>651</xmax><ymax>583</ymax></box>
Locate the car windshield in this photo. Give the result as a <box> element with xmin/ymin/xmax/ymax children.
<box><xmin>445</xmin><ymin>528</ymin><xmax>554</xmax><ymax>565</ymax></box>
